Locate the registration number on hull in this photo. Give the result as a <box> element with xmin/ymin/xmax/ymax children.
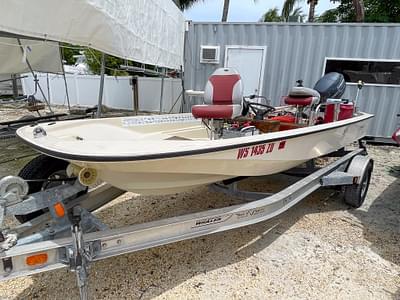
<box><xmin>236</xmin><ymin>140</ymin><xmax>286</xmax><ymax>160</ymax></box>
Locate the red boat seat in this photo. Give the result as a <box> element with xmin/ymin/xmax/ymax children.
<box><xmin>284</xmin><ymin>96</ymin><xmax>314</xmax><ymax>106</ymax></box>
<box><xmin>192</xmin><ymin>68</ymin><xmax>243</xmax><ymax>119</ymax></box>
<box><xmin>284</xmin><ymin>86</ymin><xmax>320</xmax><ymax>106</ymax></box>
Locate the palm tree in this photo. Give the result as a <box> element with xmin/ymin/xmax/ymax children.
<box><xmin>283</xmin><ymin>0</ymin><xmax>365</xmax><ymax>23</ymax></box>
<box><xmin>288</xmin><ymin>7</ymin><xmax>305</xmax><ymax>22</ymax></box>
<box><xmin>176</xmin><ymin>0</ymin><xmax>364</xmax><ymax>23</ymax></box>
<box><xmin>174</xmin><ymin>0</ymin><xmax>202</xmax><ymax>10</ymax></box>
<box><xmin>352</xmin><ymin>0</ymin><xmax>365</xmax><ymax>22</ymax></box>
<box><xmin>282</xmin><ymin>0</ymin><xmax>318</xmax><ymax>22</ymax></box>
<box><xmin>260</xmin><ymin>7</ymin><xmax>304</xmax><ymax>22</ymax></box>
<box><xmin>260</xmin><ymin>8</ymin><xmax>282</xmax><ymax>22</ymax></box>
<box><xmin>175</xmin><ymin>0</ymin><xmax>230</xmax><ymax>22</ymax></box>
<box><xmin>222</xmin><ymin>0</ymin><xmax>230</xmax><ymax>22</ymax></box>
<box><xmin>307</xmin><ymin>0</ymin><xmax>317</xmax><ymax>22</ymax></box>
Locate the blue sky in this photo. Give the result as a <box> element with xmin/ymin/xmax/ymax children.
<box><xmin>184</xmin><ymin>0</ymin><xmax>338</xmax><ymax>22</ymax></box>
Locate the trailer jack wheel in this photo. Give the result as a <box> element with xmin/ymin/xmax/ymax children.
<box><xmin>344</xmin><ymin>156</ymin><xmax>373</xmax><ymax>208</ymax></box>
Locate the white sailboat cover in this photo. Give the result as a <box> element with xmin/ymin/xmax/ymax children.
<box><xmin>0</xmin><ymin>0</ymin><xmax>185</xmax><ymax>69</ymax></box>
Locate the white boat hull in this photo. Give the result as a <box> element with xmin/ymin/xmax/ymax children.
<box><xmin>17</xmin><ymin>113</ymin><xmax>373</xmax><ymax>194</ymax></box>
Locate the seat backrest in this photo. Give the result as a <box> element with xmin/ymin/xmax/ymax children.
<box><xmin>204</xmin><ymin>68</ymin><xmax>243</xmax><ymax>105</ymax></box>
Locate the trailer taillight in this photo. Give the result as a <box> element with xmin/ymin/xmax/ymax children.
<box><xmin>26</xmin><ymin>253</ymin><xmax>48</xmax><ymax>266</ymax></box>
<box><xmin>53</xmin><ymin>202</ymin><xmax>65</xmax><ymax>218</ymax></box>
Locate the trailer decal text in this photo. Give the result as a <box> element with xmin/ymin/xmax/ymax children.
<box><xmin>193</xmin><ymin>214</ymin><xmax>232</xmax><ymax>228</ymax></box>
<box><xmin>236</xmin><ymin>207</ymin><xmax>265</xmax><ymax>219</ymax></box>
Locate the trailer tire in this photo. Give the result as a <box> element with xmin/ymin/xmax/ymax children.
<box><xmin>16</xmin><ymin>155</ymin><xmax>73</xmax><ymax>223</ymax></box>
<box><xmin>344</xmin><ymin>158</ymin><xmax>373</xmax><ymax>208</ymax></box>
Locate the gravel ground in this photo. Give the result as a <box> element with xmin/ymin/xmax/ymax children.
<box><xmin>0</xmin><ymin>109</ymin><xmax>399</xmax><ymax>299</ymax></box>
<box><xmin>0</xmin><ymin>103</ymin><xmax>68</xmax><ymax>122</ymax></box>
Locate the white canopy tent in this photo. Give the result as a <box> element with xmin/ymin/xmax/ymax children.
<box><xmin>0</xmin><ymin>0</ymin><xmax>185</xmax><ymax>70</ymax></box>
<box><xmin>0</xmin><ymin>34</ymin><xmax>63</xmax><ymax>112</ymax></box>
<box><xmin>0</xmin><ymin>36</ymin><xmax>62</xmax><ymax>74</ymax></box>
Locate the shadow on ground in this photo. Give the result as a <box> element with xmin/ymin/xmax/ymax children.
<box><xmin>352</xmin><ymin>177</ymin><xmax>400</xmax><ymax>265</ymax></box>
<box><xmin>351</xmin><ymin>175</ymin><xmax>400</xmax><ymax>299</ymax></box>
<box><xmin>12</xmin><ymin>174</ymin><xmax>351</xmax><ymax>300</ymax></box>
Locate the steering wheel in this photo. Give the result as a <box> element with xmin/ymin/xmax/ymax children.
<box><xmin>243</xmin><ymin>101</ymin><xmax>276</xmax><ymax>120</ymax></box>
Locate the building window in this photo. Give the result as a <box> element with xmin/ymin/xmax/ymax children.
<box><xmin>325</xmin><ymin>59</ymin><xmax>400</xmax><ymax>85</ymax></box>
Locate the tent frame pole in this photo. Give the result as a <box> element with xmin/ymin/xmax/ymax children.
<box><xmin>59</xmin><ymin>46</ymin><xmax>71</xmax><ymax>112</ymax></box>
<box><xmin>17</xmin><ymin>38</ymin><xmax>53</xmax><ymax>114</ymax></box>
<box><xmin>180</xmin><ymin>65</ymin><xmax>186</xmax><ymax>113</ymax></box>
<box><xmin>46</xmin><ymin>73</ymin><xmax>51</xmax><ymax>104</ymax></box>
<box><xmin>96</xmin><ymin>53</ymin><xmax>106</xmax><ymax>118</ymax></box>
<box><xmin>159</xmin><ymin>73</ymin><xmax>165</xmax><ymax>114</ymax></box>
<box><xmin>11</xmin><ymin>74</ymin><xmax>18</xmax><ymax>100</ymax></box>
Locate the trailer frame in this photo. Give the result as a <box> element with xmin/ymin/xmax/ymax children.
<box><xmin>0</xmin><ymin>147</ymin><xmax>373</xmax><ymax>300</ymax></box>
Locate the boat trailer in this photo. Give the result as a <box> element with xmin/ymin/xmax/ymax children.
<box><xmin>0</xmin><ymin>148</ymin><xmax>373</xmax><ymax>299</ymax></box>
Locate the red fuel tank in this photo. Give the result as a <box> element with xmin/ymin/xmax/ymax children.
<box><xmin>324</xmin><ymin>103</ymin><xmax>354</xmax><ymax>123</ymax></box>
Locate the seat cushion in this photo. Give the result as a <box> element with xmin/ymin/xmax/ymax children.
<box><xmin>204</xmin><ymin>68</ymin><xmax>243</xmax><ymax>105</ymax></box>
<box><xmin>192</xmin><ymin>104</ymin><xmax>242</xmax><ymax>119</ymax></box>
<box><xmin>284</xmin><ymin>96</ymin><xmax>314</xmax><ymax>106</ymax></box>
<box><xmin>289</xmin><ymin>86</ymin><xmax>320</xmax><ymax>98</ymax></box>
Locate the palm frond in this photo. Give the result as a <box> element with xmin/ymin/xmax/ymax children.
<box><xmin>282</xmin><ymin>0</ymin><xmax>303</xmax><ymax>20</ymax></box>
<box><xmin>175</xmin><ymin>0</ymin><xmax>203</xmax><ymax>10</ymax></box>
<box><xmin>260</xmin><ymin>7</ymin><xmax>282</xmax><ymax>22</ymax></box>
<box><xmin>291</xmin><ymin>7</ymin><xmax>304</xmax><ymax>17</ymax></box>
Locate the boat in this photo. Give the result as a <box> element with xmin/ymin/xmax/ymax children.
<box><xmin>393</xmin><ymin>114</ymin><xmax>400</xmax><ymax>144</ymax></box>
<box><xmin>393</xmin><ymin>128</ymin><xmax>400</xmax><ymax>144</ymax></box>
<box><xmin>17</xmin><ymin>69</ymin><xmax>373</xmax><ymax>194</ymax></box>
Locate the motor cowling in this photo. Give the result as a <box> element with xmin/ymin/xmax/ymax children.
<box><xmin>314</xmin><ymin>72</ymin><xmax>346</xmax><ymax>103</ymax></box>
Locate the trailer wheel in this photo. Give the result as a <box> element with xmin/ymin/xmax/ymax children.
<box><xmin>344</xmin><ymin>157</ymin><xmax>373</xmax><ymax>208</ymax></box>
<box><xmin>16</xmin><ymin>155</ymin><xmax>78</xmax><ymax>223</ymax></box>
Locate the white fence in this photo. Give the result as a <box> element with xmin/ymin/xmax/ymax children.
<box><xmin>21</xmin><ymin>73</ymin><xmax>183</xmax><ymax>113</ymax></box>
<box><xmin>138</xmin><ymin>77</ymin><xmax>183</xmax><ymax>113</ymax></box>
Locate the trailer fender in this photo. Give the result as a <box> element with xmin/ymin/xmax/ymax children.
<box><xmin>344</xmin><ymin>155</ymin><xmax>374</xmax><ymax>208</ymax></box>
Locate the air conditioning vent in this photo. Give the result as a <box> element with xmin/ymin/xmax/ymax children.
<box><xmin>200</xmin><ymin>46</ymin><xmax>220</xmax><ymax>64</ymax></box>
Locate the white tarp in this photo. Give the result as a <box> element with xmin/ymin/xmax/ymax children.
<box><xmin>0</xmin><ymin>37</ymin><xmax>62</xmax><ymax>74</ymax></box>
<box><xmin>0</xmin><ymin>0</ymin><xmax>185</xmax><ymax>69</ymax></box>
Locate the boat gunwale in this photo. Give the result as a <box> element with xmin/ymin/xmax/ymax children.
<box><xmin>16</xmin><ymin>113</ymin><xmax>374</xmax><ymax>162</ymax></box>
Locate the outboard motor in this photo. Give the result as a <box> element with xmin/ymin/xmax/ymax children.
<box><xmin>314</xmin><ymin>72</ymin><xmax>353</xmax><ymax>123</ymax></box>
<box><xmin>313</xmin><ymin>72</ymin><xmax>346</xmax><ymax>103</ymax></box>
